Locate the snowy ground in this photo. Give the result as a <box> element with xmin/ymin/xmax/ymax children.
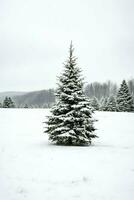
<box><xmin>0</xmin><ymin>109</ymin><xmax>134</xmax><ymax>200</ymax></box>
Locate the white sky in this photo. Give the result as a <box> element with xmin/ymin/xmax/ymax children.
<box><xmin>0</xmin><ymin>0</ymin><xmax>134</xmax><ymax>91</ymax></box>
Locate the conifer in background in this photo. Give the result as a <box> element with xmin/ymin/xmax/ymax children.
<box><xmin>116</xmin><ymin>80</ymin><xmax>134</xmax><ymax>112</ymax></box>
<box><xmin>8</xmin><ymin>97</ymin><xmax>15</xmax><ymax>108</ymax></box>
<box><xmin>3</xmin><ymin>97</ymin><xmax>15</xmax><ymax>108</ymax></box>
<box><xmin>24</xmin><ymin>104</ymin><xmax>29</xmax><ymax>108</ymax></box>
<box><xmin>99</xmin><ymin>97</ymin><xmax>105</xmax><ymax>111</ymax></box>
<box><xmin>106</xmin><ymin>96</ymin><xmax>117</xmax><ymax>111</ymax></box>
<box><xmin>100</xmin><ymin>97</ymin><xmax>108</xmax><ymax>111</ymax></box>
<box><xmin>45</xmin><ymin>42</ymin><xmax>97</xmax><ymax>145</ymax></box>
<box><xmin>91</xmin><ymin>97</ymin><xmax>99</xmax><ymax>111</ymax></box>
<box><xmin>3</xmin><ymin>97</ymin><xmax>10</xmax><ymax>108</ymax></box>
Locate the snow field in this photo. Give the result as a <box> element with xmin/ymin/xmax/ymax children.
<box><xmin>0</xmin><ymin>109</ymin><xmax>134</xmax><ymax>200</ymax></box>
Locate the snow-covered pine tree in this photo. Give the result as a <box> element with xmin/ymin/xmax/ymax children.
<box><xmin>99</xmin><ymin>97</ymin><xmax>105</xmax><ymax>111</ymax></box>
<box><xmin>106</xmin><ymin>96</ymin><xmax>117</xmax><ymax>111</ymax></box>
<box><xmin>91</xmin><ymin>96</ymin><xmax>99</xmax><ymax>111</ymax></box>
<box><xmin>3</xmin><ymin>97</ymin><xmax>10</xmax><ymax>108</ymax></box>
<box><xmin>24</xmin><ymin>104</ymin><xmax>29</xmax><ymax>108</ymax></box>
<box><xmin>8</xmin><ymin>97</ymin><xmax>15</xmax><ymax>108</ymax></box>
<box><xmin>45</xmin><ymin>42</ymin><xmax>97</xmax><ymax>145</ymax></box>
<box><xmin>116</xmin><ymin>80</ymin><xmax>134</xmax><ymax>112</ymax></box>
<box><xmin>100</xmin><ymin>97</ymin><xmax>108</xmax><ymax>111</ymax></box>
<box><xmin>3</xmin><ymin>97</ymin><xmax>15</xmax><ymax>108</ymax></box>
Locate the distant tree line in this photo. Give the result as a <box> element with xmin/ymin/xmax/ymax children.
<box><xmin>88</xmin><ymin>80</ymin><xmax>134</xmax><ymax>112</ymax></box>
<box><xmin>85</xmin><ymin>79</ymin><xmax>134</xmax><ymax>100</ymax></box>
<box><xmin>14</xmin><ymin>89</ymin><xmax>55</xmax><ymax>108</ymax></box>
<box><xmin>0</xmin><ymin>97</ymin><xmax>16</xmax><ymax>108</ymax></box>
<box><xmin>0</xmin><ymin>79</ymin><xmax>134</xmax><ymax>112</ymax></box>
<box><xmin>85</xmin><ymin>81</ymin><xmax>117</xmax><ymax>100</ymax></box>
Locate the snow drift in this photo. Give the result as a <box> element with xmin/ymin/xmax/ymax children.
<box><xmin>0</xmin><ymin>109</ymin><xmax>134</xmax><ymax>200</ymax></box>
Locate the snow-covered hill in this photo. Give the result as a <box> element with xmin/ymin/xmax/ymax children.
<box><xmin>0</xmin><ymin>109</ymin><xmax>134</xmax><ymax>200</ymax></box>
<box><xmin>0</xmin><ymin>92</ymin><xmax>27</xmax><ymax>101</ymax></box>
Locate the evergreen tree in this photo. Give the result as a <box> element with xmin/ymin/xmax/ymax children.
<box><xmin>0</xmin><ymin>102</ymin><xmax>2</xmax><ymax>108</ymax></box>
<box><xmin>100</xmin><ymin>97</ymin><xmax>108</xmax><ymax>111</ymax></box>
<box><xmin>24</xmin><ymin>104</ymin><xmax>28</xmax><ymax>108</ymax></box>
<box><xmin>116</xmin><ymin>80</ymin><xmax>134</xmax><ymax>112</ymax></box>
<box><xmin>8</xmin><ymin>97</ymin><xmax>15</xmax><ymax>108</ymax></box>
<box><xmin>3</xmin><ymin>97</ymin><xmax>10</xmax><ymax>108</ymax></box>
<box><xmin>99</xmin><ymin>97</ymin><xmax>105</xmax><ymax>111</ymax></box>
<box><xmin>106</xmin><ymin>96</ymin><xmax>117</xmax><ymax>111</ymax></box>
<box><xmin>3</xmin><ymin>97</ymin><xmax>15</xmax><ymax>108</ymax></box>
<box><xmin>45</xmin><ymin>43</ymin><xmax>97</xmax><ymax>146</ymax></box>
<box><xmin>91</xmin><ymin>97</ymin><xmax>99</xmax><ymax>111</ymax></box>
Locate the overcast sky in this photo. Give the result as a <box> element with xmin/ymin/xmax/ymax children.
<box><xmin>0</xmin><ymin>0</ymin><xmax>134</xmax><ymax>91</ymax></box>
